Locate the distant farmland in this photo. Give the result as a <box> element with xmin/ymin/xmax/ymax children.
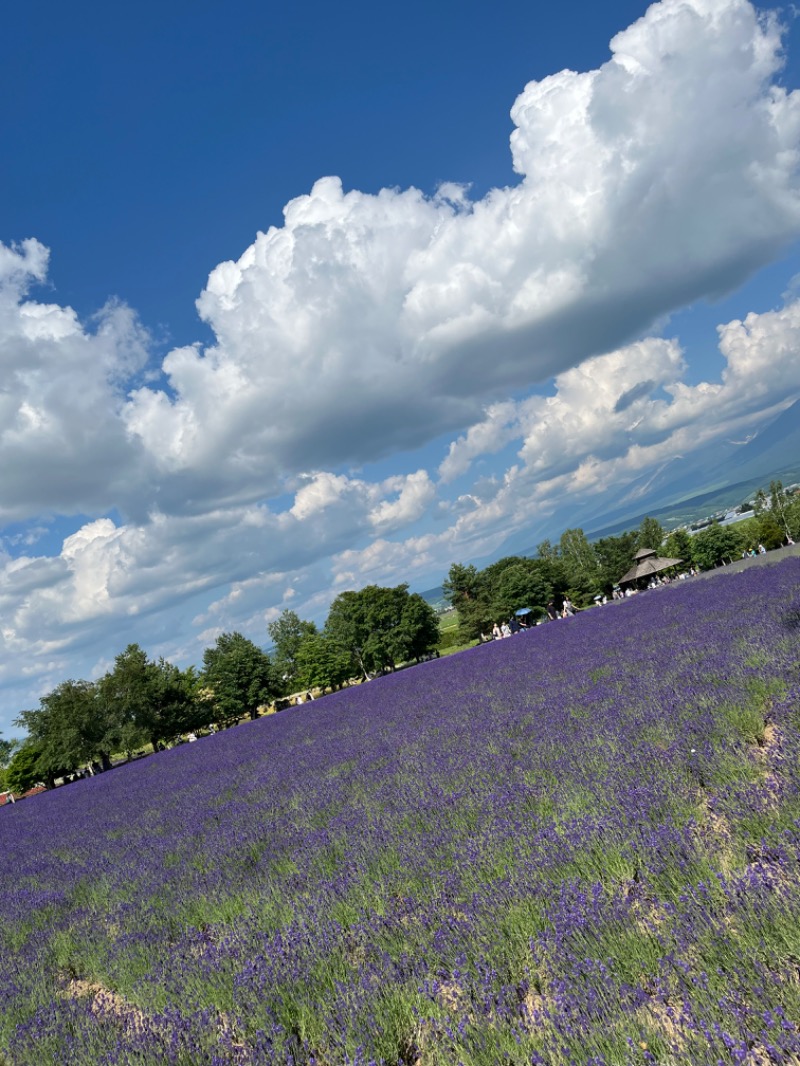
<box><xmin>2</xmin><ymin>560</ymin><xmax>800</xmax><ymax>1064</ymax></box>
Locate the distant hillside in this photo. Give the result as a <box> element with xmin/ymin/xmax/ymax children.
<box><xmin>508</xmin><ymin>464</ymin><xmax>800</xmax><ymax>553</ymax></box>
<box><xmin>582</xmin><ymin>465</ymin><xmax>800</xmax><ymax>540</ymax></box>
<box><xmin>505</xmin><ymin>400</ymin><xmax>800</xmax><ymax>557</ymax></box>
<box><xmin>711</xmin><ymin>398</ymin><xmax>800</xmax><ymax>483</ymax></box>
<box><xmin>419</xmin><ymin>584</ymin><xmax>448</xmax><ymax>611</ymax></box>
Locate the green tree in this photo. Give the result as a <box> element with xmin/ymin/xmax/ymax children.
<box><xmin>325</xmin><ymin>584</ymin><xmax>440</xmax><ymax>675</ymax></box>
<box><xmin>594</xmin><ymin>531</ymin><xmax>639</xmax><ymax>591</ymax></box>
<box><xmin>147</xmin><ymin>661</ymin><xmax>209</xmax><ymax>746</ymax></box>
<box><xmin>0</xmin><ymin>734</ymin><xmax>14</xmax><ymax>769</ymax></box>
<box><xmin>784</xmin><ymin>494</ymin><xmax>800</xmax><ymax>540</ymax></box>
<box><xmin>296</xmin><ymin>633</ymin><xmax>355</xmax><ymax>693</ymax></box>
<box><xmin>447</xmin><ymin>556</ymin><xmax>567</xmax><ymax>642</ymax></box>
<box><xmin>98</xmin><ymin>645</ymin><xmax>154</xmax><ymax>753</ymax></box>
<box><xmin>662</xmin><ymin>528</ymin><xmax>693</xmax><ymax>565</ymax></box>
<box><xmin>454</xmin><ymin>591</ymin><xmax>495</xmax><ymax>644</ymax></box>
<box><xmin>5</xmin><ymin>742</ymin><xmax>47</xmax><ymax>793</ymax></box>
<box><xmin>15</xmin><ymin>679</ymin><xmax>114</xmax><ymax>783</ymax></box>
<box><xmin>0</xmin><ymin>737</ymin><xmax>13</xmax><ymax>797</ymax></box>
<box><xmin>457</xmin><ymin>558</ymin><xmax>520</xmax><ymax>642</ymax></box>
<box><xmin>443</xmin><ymin>563</ymin><xmax>480</xmax><ymax>607</ymax></box>
<box><xmin>756</xmin><ymin>513</ymin><xmax>785</xmax><ymax>551</ymax></box>
<box><xmin>394</xmin><ymin>593</ymin><xmax>440</xmax><ymax>663</ymax></box>
<box><xmin>691</xmin><ymin>523</ymin><xmax>744</xmax><ymax>570</ymax></box>
<box><xmin>325</xmin><ymin>590</ymin><xmax>371</xmax><ymax>679</ymax></box>
<box><xmin>558</xmin><ymin>529</ymin><xmax>602</xmax><ymax>603</ymax></box>
<box><xmin>155</xmin><ymin>665</ymin><xmax>213</xmax><ymax>741</ymax></box>
<box><xmin>202</xmin><ymin>632</ymin><xmax>274</xmax><ymax>723</ymax></box>
<box><xmin>0</xmin><ymin>734</ymin><xmax>19</xmax><ymax>792</ymax></box>
<box><xmin>359</xmin><ymin>585</ymin><xmax>413</xmax><ymax>671</ymax></box>
<box><xmin>100</xmin><ymin>645</ymin><xmax>207</xmax><ymax>749</ymax></box>
<box><xmin>536</xmin><ymin>539</ymin><xmax>559</xmax><ymax>560</ymax></box>
<box><xmin>443</xmin><ymin>562</ymin><xmax>494</xmax><ymax>644</ymax></box>
<box><xmin>559</xmin><ymin>529</ymin><xmax>597</xmax><ymax>572</ymax></box>
<box><xmin>268</xmin><ymin>610</ymin><xmax>319</xmax><ymax>695</ymax></box>
<box><xmin>490</xmin><ymin>561</ymin><xmax>553</xmax><ymax>619</ymax></box>
<box><xmin>769</xmin><ymin>480</ymin><xmax>791</xmax><ymax>539</ymax></box>
<box><xmin>637</xmin><ymin>516</ymin><xmax>665</xmax><ymax>552</ymax></box>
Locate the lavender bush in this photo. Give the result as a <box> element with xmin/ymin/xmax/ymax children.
<box><xmin>2</xmin><ymin>558</ymin><xmax>800</xmax><ymax>1065</ymax></box>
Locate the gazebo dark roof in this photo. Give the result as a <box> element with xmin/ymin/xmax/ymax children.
<box><xmin>619</xmin><ymin>546</ymin><xmax>682</xmax><ymax>585</ymax></box>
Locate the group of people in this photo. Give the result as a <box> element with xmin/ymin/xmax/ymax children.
<box><xmin>483</xmin><ymin>598</ymin><xmax>579</xmax><ymax>641</ymax></box>
<box><xmin>489</xmin><ymin>618</ymin><xmax>522</xmax><ymax>640</ymax></box>
<box><xmin>742</xmin><ymin>544</ymin><xmax>768</xmax><ymax>558</ymax></box>
<box><xmin>482</xmin><ymin>615</ymin><xmax>529</xmax><ymax>641</ymax></box>
<box><xmin>543</xmin><ymin>597</ymin><xmax>576</xmax><ymax>620</ymax></box>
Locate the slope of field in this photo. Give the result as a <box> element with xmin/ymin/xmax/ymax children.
<box><xmin>3</xmin><ymin>561</ymin><xmax>800</xmax><ymax>1065</ymax></box>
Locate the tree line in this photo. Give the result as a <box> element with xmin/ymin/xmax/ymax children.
<box><xmin>0</xmin><ymin>583</ymin><xmax>439</xmax><ymax>795</ymax></box>
<box><xmin>443</xmin><ymin>481</ymin><xmax>800</xmax><ymax>644</ymax></box>
<box><xmin>442</xmin><ymin>516</ymin><xmax>663</xmax><ymax>644</ymax></box>
<box><xmin>2</xmin><ymin>481</ymin><xmax>796</xmax><ymax>797</ymax></box>
<box><xmin>270</xmin><ymin>583</ymin><xmax>440</xmax><ymax>697</ymax></box>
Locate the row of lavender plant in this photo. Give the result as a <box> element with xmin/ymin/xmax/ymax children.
<box><xmin>2</xmin><ymin>557</ymin><xmax>800</xmax><ymax>1064</ymax></box>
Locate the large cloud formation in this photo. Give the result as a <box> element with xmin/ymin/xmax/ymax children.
<box><xmin>0</xmin><ymin>241</ymin><xmax>150</xmax><ymax>523</ymax></box>
<box><xmin>121</xmin><ymin>0</ymin><xmax>800</xmax><ymax>508</ymax></box>
<box><xmin>3</xmin><ymin>0</ymin><xmax>800</xmax><ymax>730</ymax></box>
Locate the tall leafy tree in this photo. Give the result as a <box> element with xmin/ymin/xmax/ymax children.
<box><xmin>662</xmin><ymin>529</ymin><xmax>693</xmax><ymax>566</ymax></box>
<box><xmin>594</xmin><ymin>531</ymin><xmax>639</xmax><ymax>590</ymax></box>
<box><xmin>769</xmin><ymin>479</ymin><xmax>791</xmax><ymax>539</ymax></box>
<box><xmin>325</xmin><ymin>584</ymin><xmax>440</xmax><ymax>675</ymax></box>
<box><xmin>784</xmin><ymin>493</ymin><xmax>800</xmax><ymax>541</ymax></box>
<box><xmin>146</xmin><ymin>660</ymin><xmax>208</xmax><ymax>746</ymax></box>
<box><xmin>753</xmin><ymin>488</ymin><xmax>769</xmax><ymax>515</ymax></box>
<box><xmin>100</xmin><ymin>644</ymin><xmax>208</xmax><ymax>748</ymax></box>
<box><xmin>15</xmin><ymin>679</ymin><xmax>117</xmax><ymax>783</ymax></box>
<box><xmin>691</xmin><ymin>523</ymin><xmax>744</xmax><ymax>570</ymax></box>
<box><xmin>202</xmin><ymin>632</ymin><xmax>274</xmax><ymax>723</ymax></box>
<box><xmin>559</xmin><ymin>529</ymin><xmax>598</xmax><ymax>574</ymax></box>
<box><xmin>360</xmin><ymin>585</ymin><xmax>411</xmax><ymax>671</ymax></box>
<box><xmin>296</xmin><ymin>633</ymin><xmax>355</xmax><ymax>693</ymax></box>
<box><xmin>449</xmin><ymin>556</ymin><xmax>566</xmax><ymax>641</ymax></box>
<box><xmin>325</xmin><ymin>590</ymin><xmax>370</xmax><ymax>679</ymax></box>
<box><xmin>756</xmin><ymin>512</ymin><xmax>785</xmax><ymax>550</ymax></box>
<box><xmin>443</xmin><ymin>563</ymin><xmax>480</xmax><ymax>607</ymax></box>
<box><xmin>490</xmin><ymin>561</ymin><xmax>553</xmax><ymax>620</ymax></box>
<box><xmin>394</xmin><ymin>593</ymin><xmax>440</xmax><ymax>663</ymax></box>
<box><xmin>157</xmin><ymin>662</ymin><xmax>212</xmax><ymax>740</ymax></box>
<box><xmin>558</xmin><ymin>529</ymin><xmax>602</xmax><ymax>602</ymax></box>
<box><xmin>443</xmin><ymin>562</ymin><xmax>494</xmax><ymax>643</ymax></box>
<box><xmin>454</xmin><ymin>587</ymin><xmax>495</xmax><ymax>644</ymax></box>
<box><xmin>5</xmin><ymin>742</ymin><xmax>48</xmax><ymax>793</ymax></box>
<box><xmin>98</xmin><ymin>644</ymin><xmax>154</xmax><ymax>751</ymax></box>
<box><xmin>0</xmin><ymin>734</ymin><xmax>19</xmax><ymax>792</ymax></box>
<box><xmin>637</xmin><ymin>516</ymin><xmax>665</xmax><ymax>552</ymax></box>
<box><xmin>268</xmin><ymin>610</ymin><xmax>318</xmax><ymax>694</ymax></box>
<box><xmin>0</xmin><ymin>734</ymin><xmax>14</xmax><ymax>769</ymax></box>
<box><xmin>536</xmin><ymin>539</ymin><xmax>559</xmax><ymax>560</ymax></box>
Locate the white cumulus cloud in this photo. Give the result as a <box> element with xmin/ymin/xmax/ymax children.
<box><xmin>122</xmin><ymin>0</ymin><xmax>800</xmax><ymax>507</ymax></box>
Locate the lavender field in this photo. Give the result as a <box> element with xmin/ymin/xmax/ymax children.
<box><xmin>3</xmin><ymin>561</ymin><xmax>800</xmax><ymax>1065</ymax></box>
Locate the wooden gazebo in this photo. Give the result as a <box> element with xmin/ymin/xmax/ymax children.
<box><xmin>619</xmin><ymin>547</ymin><xmax>682</xmax><ymax>586</ymax></box>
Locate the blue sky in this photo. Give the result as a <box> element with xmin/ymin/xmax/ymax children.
<box><xmin>3</xmin><ymin>0</ymin><xmax>800</xmax><ymax>736</ymax></box>
<box><xmin>2</xmin><ymin>0</ymin><xmax>650</xmax><ymax>350</ymax></box>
